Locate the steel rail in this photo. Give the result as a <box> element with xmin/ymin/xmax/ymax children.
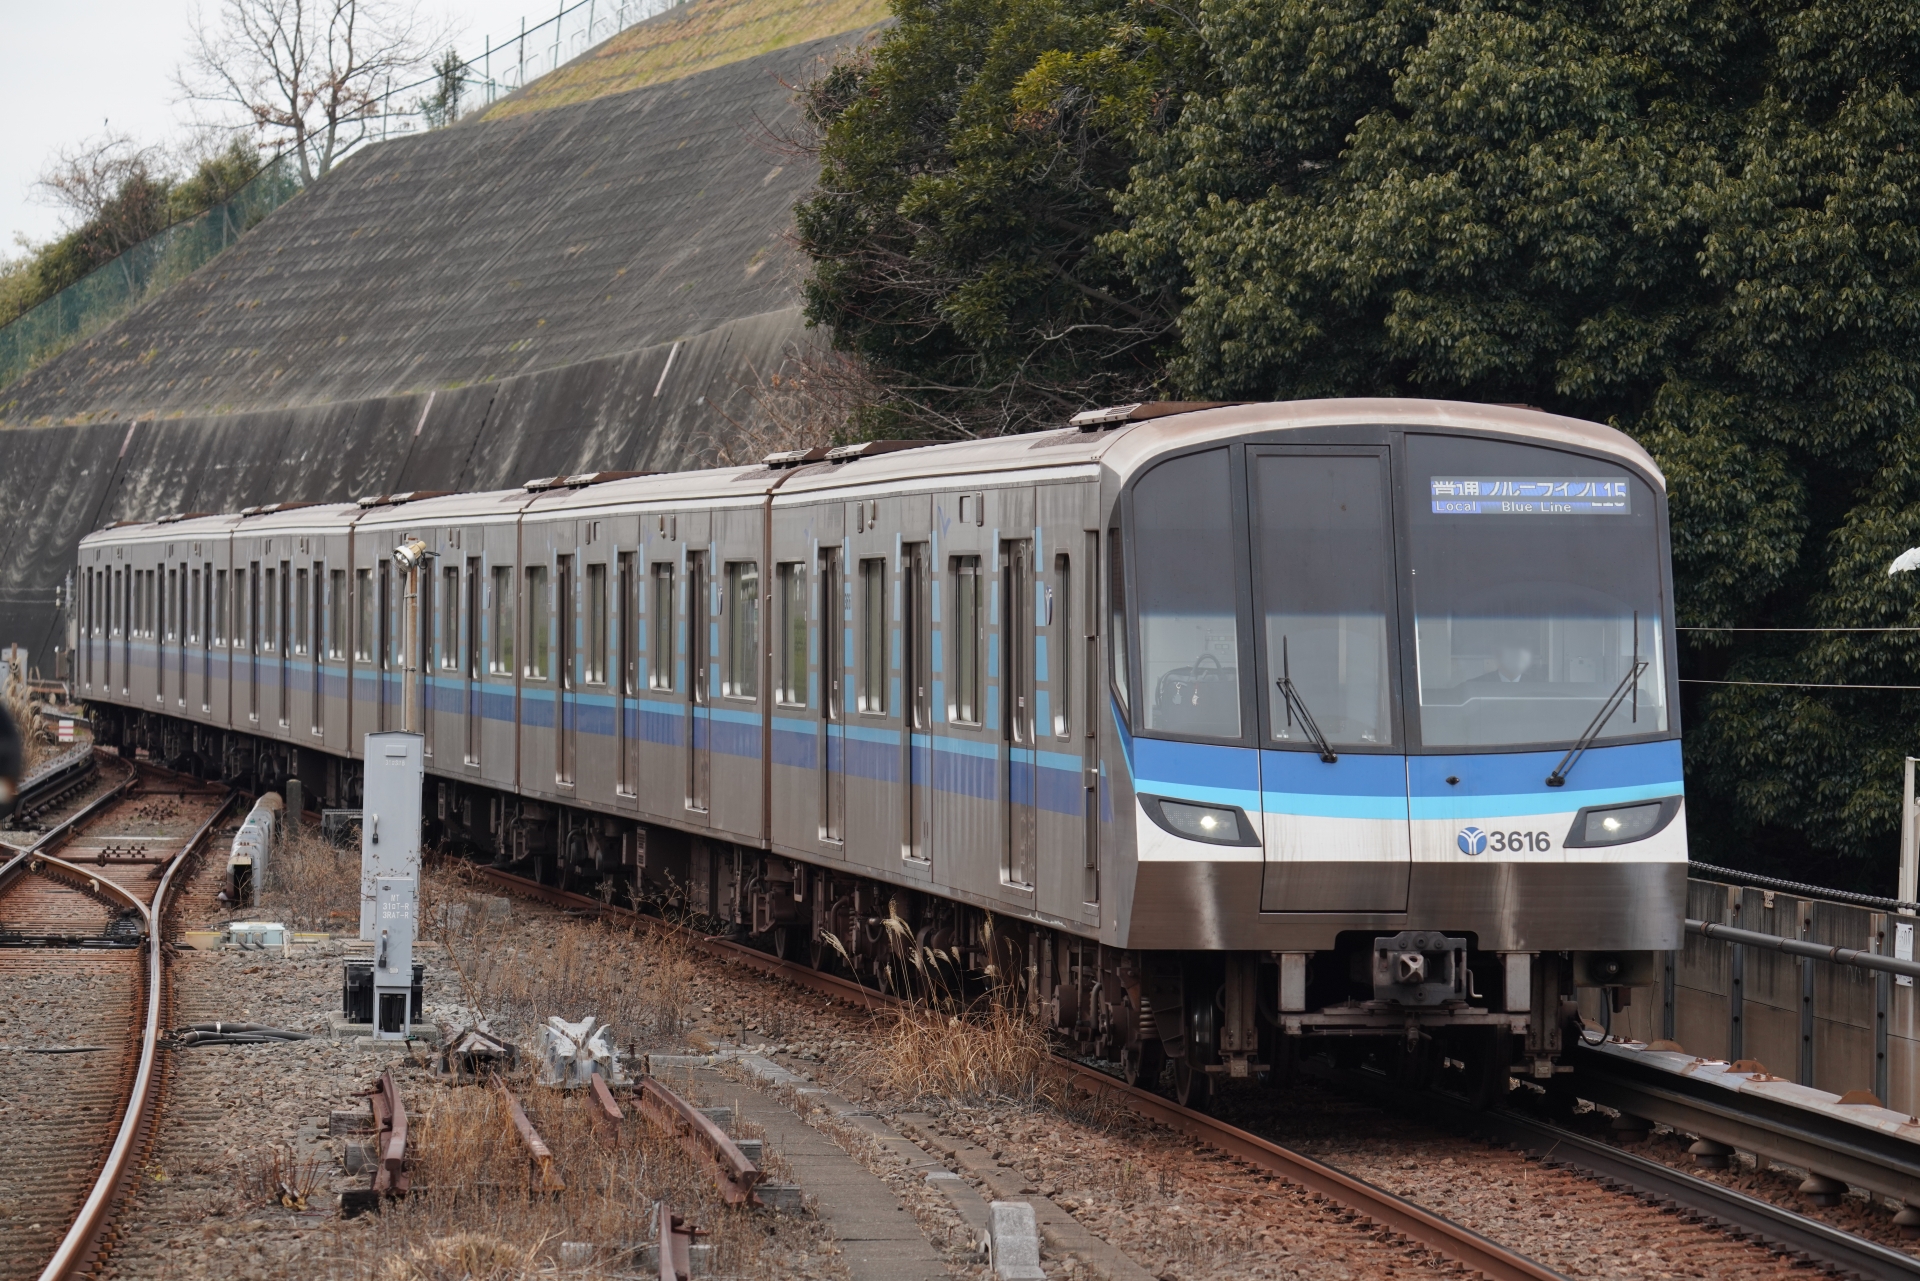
<box><xmin>1687</xmin><ymin>917</ymin><xmax>1920</xmax><ymax>980</ymax></box>
<box><xmin>1319</xmin><ymin>1061</ymin><xmax>1920</xmax><ymax>1281</ymax></box>
<box><xmin>455</xmin><ymin>865</ymin><xmax>1564</xmax><ymax>1281</ymax></box>
<box><xmin>11</xmin><ymin>745</ymin><xmax>101</xmax><ymax>823</ymax></box>
<box><xmin>36</xmin><ymin>780</ymin><xmax>235</xmax><ymax>1281</ymax></box>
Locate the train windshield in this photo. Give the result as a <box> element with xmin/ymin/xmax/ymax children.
<box><xmin>1406</xmin><ymin>434</ymin><xmax>1667</xmax><ymax>749</ymax></box>
<box><xmin>1134</xmin><ymin>447</ymin><xmax>1245</xmax><ymax>739</ymax></box>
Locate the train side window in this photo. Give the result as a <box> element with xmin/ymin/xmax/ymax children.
<box><xmin>724</xmin><ymin>561</ymin><xmax>759</xmax><ymax>699</ymax></box>
<box><xmin>776</xmin><ymin>563</ymin><xmax>806</xmax><ymax>706</ymax></box>
<box><xmin>215</xmin><ymin>569</ymin><xmax>228</xmax><ymax>644</ymax></box>
<box><xmin>649</xmin><ymin>564</ymin><xmax>675</xmax><ymax>691</ymax></box>
<box><xmin>261</xmin><ymin>567</ymin><xmax>275</xmax><ymax>652</ymax></box>
<box><xmin>311</xmin><ymin>564</ymin><xmax>324</xmax><ymax>659</ymax></box>
<box><xmin>586</xmin><ymin>562</ymin><xmax>609</xmax><ymax>684</ymax></box>
<box><xmin>354</xmin><ymin>568</ymin><xmax>374</xmax><ymax>661</ymax></box>
<box><xmin>525</xmin><ymin>564</ymin><xmax>551</xmax><ymax>680</ymax></box>
<box><xmin>489</xmin><ymin>566</ymin><xmax>515</xmax><ymax>675</ymax></box>
<box><xmin>293</xmin><ymin>568</ymin><xmax>308</xmax><ymax>653</ymax></box>
<box><xmin>858</xmin><ymin>557</ymin><xmax>887</xmax><ymax>715</ymax></box>
<box><xmin>1133</xmin><ymin>447</ymin><xmax>1244</xmax><ymax>739</ymax></box>
<box><xmin>1054</xmin><ymin>552</ymin><xmax>1071</xmax><ymax>738</ymax></box>
<box><xmin>1107</xmin><ymin>526</ymin><xmax>1128</xmax><ymax>715</ymax></box>
<box><xmin>441</xmin><ymin>566</ymin><xmax>460</xmax><ymax>669</ymax></box>
<box><xmin>465</xmin><ymin>560</ymin><xmax>482</xmax><ymax>678</ymax></box>
<box><xmin>950</xmin><ymin>555</ymin><xmax>982</xmax><ymax>725</ymax></box>
<box><xmin>327</xmin><ymin>570</ymin><xmax>345</xmax><ymax>659</ymax></box>
<box><xmin>617</xmin><ymin>552</ymin><xmax>637</xmax><ymax>696</ymax></box>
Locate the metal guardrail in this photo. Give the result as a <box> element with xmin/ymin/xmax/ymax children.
<box><xmin>1687</xmin><ymin>918</ymin><xmax>1920</xmax><ymax>980</ymax></box>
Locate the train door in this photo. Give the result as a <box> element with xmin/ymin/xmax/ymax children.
<box><xmin>463</xmin><ymin>537</ymin><xmax>483</xmax><ymax>770</ymax></box>
<box><xmin>558</xmin><ymin>544</ymin><xmax>577</xmax><ymax>790</ymax></box>
<box><xmin>1003</xmin><ymin>536</ymin><xmax>1037</xmax><ymax>888</ymax></box>
<box><xmin>578</xmin><ymin>521</ymin><xmax>615</xmax><ymax>804</ymax></box>
<box><xmin>1248</xmin><ymin>447</ymin><xmax>1410</xmax><ymax>912</ymax></box>
<box><xmin>819</xmin><ymin>542</ymin><xmax>845</xmax><ymax>845</ymax></box>
<box><xmin>685</xmin><ymin>531</ymin><xmax>712</xmax><ymax>818</ymax></box>
<box><xmin>156</xmin><ymin>549</ymin><xmax>171</xmax><ymax>710</ymax></box>
<box><xmin>247</xmin><ymin>557</ymin><xmax>261</xmax><ymax>724</ymax></box>
<box><xmin>278</xmin><ymin>557</ymin><xmax>292</xmax><ymax>728</ymax></box>
<box><xmin>1031</xmin><ymin>481</ymin><xmax>1098</xmax><ymax>920</ymax></box>
<box><xmin>614</xmin><ymin>516</ymin><xmax>641</xmax><ymax>811</ymax></box>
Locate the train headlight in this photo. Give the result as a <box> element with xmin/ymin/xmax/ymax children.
<box><xmin>1566</xmin><ymin>799</ymin><xmax>1678</xmax><ymax>847</ymax></box>
<box><xmin>1143</xmin><ymin>796</ymin><xmax>1257</xmax><ymax>846</ymax></box>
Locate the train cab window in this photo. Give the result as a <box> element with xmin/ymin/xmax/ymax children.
<box><xmin>1252</xmin><ymin>453</ymin><xmax>1395</xmax><ymax>747</ymax></box>
<box><xmin>858</xmin><ymin>558</ymin><xmax>887</xmax><ymax>715</ymax></box>
<box><xmin>490</xmin><ymin>566</ymin><xmax>515</xmax><ymax>675</ymax></box>
<box><xmin>649</xmin><ymin>564</ymin><xmax>675</xmax><ymax>691</ymax></box>
<box><xmin>585</xmin><ymin>562</ymin><xmax>608</xmax><ymax>684</ymax></box>
<box><xmin>354</xmin><ymin>568</ymin><xmax>374</xmax><ymax>662</ymax></box>
<box><xmin>1133</xmin><ymin>448</ymin><xmax>1244</xmax><ymax>739</ymax></box>
<box><xmin>525</xmin><ymin>565</ymin><xmax>551</xmax><ymax>680</ymax></box>
<box><xmin>327</xmin><ymin>570</ymin><xmax>346</xmax><ymax>659</ymax></box>
<box><xmin>775</xmin><ymin>562</ymin><xmax>806</xmax><ymax>706</ymax></box>
<box><xmin>724</xmin><ymin>562</ymin><xmax>759</xmax><ymax>699</ymax></box>
<box><xmin>950</xmin><ymin>555</ymin><xmax>982</xmax><ymax>725</ymax></box>
<box><xmin>1407</xmin><ymin>434</ymin><xmax>1668</xmax><ymax>748</ymax></box>
<box><xmin>1108</xmin><ymin>527</ymin><xmax>1128</xmax><ymax>714</ymax></box>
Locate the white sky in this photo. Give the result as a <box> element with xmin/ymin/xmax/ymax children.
<box><xmin>0</xmin><ymin>0</ymin><xmax>555</xmax><ymax>255</ymax></box>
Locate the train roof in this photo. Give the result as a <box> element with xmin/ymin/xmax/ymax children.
<box><xmin>78</xmin><ymin>401</ymin><xmax>1664</xmax><ymax>544</ymax></box>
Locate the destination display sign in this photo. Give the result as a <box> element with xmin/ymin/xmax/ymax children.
<box><xmin>1429</xmin><ymin>477</ymin><xmax>1630</xmax><ymax>516</ymax></box>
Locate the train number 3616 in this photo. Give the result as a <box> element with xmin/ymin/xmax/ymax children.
<box><xmin>1489</xmin><ymin>830</ymin><xmax>1553</xmax><ymax>853</ymax></box>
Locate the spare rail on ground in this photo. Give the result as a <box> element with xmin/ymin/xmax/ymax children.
<box><xmin>341</xmin><ymin>1069</ymin><xmax>410</xmax><ymax>1217</ymax></box>
<box><xmin>638</xmin><ymin>1075</ymin><xmax>765</xmax><ymax>1206</ymax></box>
<box><xmin>655</xmin><ymin>1203</ymin><xmax>706</xmax><ymax>1281</ymax></box>
<box><xmin>9</xmin><ymin>745</ymin><xmax>100</xmax><ymax>827</ymax></box>
<box><xmin>495</xmin><ymin>1074</ymin><xmax>566</xmax><ymax>1192</ymax></box>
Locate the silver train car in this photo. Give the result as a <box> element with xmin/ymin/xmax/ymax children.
<box><xmin>76</xmin><ymin>399</ymin><xmax>1685</xmax><ymax>1104</ymax></box>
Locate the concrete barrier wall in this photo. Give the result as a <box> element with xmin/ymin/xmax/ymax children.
<box><xmin>1598</xmin><ymin>877</ymin><xmax>1920</xmax><ymax>1112</ymax></box>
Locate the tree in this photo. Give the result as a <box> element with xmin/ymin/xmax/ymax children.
<box><xmin>34</xmin><ymin>134</ymin><xmax>173</xmax><ymax>260</ymax></box>
<box><xmin>800</xmin><ymin>0</ymin><xmax>1920</xmax><ymax>882</ymax></box>
<box><xmin>794</xmin><ymin>0</ymin><xmax>1201</xmax><ymax>437</ymax></box>
<box><xmin>416</xmin><ymin>48</ymin><xmax>468</xmax><ymax>129</ymax></box>
<box><xmin>177</xmin><ymin>0</ymin><xmax>445</xmax><ymax>184</ymax></box>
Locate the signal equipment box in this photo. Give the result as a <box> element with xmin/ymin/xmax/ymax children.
<box><xmin>362</xmin><ymin>733</ymin><xmax>423</xmax><ymax>1040</ymax></box>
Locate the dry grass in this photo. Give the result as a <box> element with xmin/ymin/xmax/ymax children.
<box><xmin>326</xmin><ymin>1051</ymin><xmax>837</xmax><ymax>1277</ymax></box>
<box><xmin>853</xmin><ymin>999</ymin><xmax>1071</xmax><ymax>1109</ymax></box>
<box><xmin>442</xmin><ymin>909</ymin><xmax>697</xmax><ymax>1052</ymax></box>
<box><xmin>252</xmin><ymin>817</ymin><xmax>360</xmax><ymax>929</ymax></box>
<box><xmin>3</xmin><ymin>676</ymin><xmax>53</xmax><ymax>774</ymax></box>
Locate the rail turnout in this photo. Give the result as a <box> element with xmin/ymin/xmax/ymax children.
<box><xmin>0</xmin><ymin>756</ymin><xmax>231</xmax><ymax>1281</ymax></box>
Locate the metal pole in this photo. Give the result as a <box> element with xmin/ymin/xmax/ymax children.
<box><xmin>1799</xmin><ymin>901</ymin><xmax>1816</xmax><ymax>1086</ymax></box>
<box><xmin>1875</xmin><ymin>911</ymin><xmax>1892</xmax><ymax>1104</ymax></box>
<box><xmin>1730</xmin><ymin>941</ymin><xmax>1745</xmax><ymax>1060</ymax></box>
<box><xmin>1662</xmin><ymin>949</ymin><xmax>1676</xmax><ymax>1042</ymax></box>
<box><xmin>1904</xmin><ymin>757</ymin><xmax>1919</xmax><ymax>905</ymax></box>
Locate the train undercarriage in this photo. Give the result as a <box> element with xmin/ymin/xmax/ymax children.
<box><xmin>94</xmin><ymin>704</ymin><xmax>1598</xmax><ymax>1111</ymax></box>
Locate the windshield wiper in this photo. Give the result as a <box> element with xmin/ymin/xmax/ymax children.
<box><xmin>1546</xmin><ymin>659</ymin><xmax>1648</xmax><ymax>787</ymax></box>
<box><xmin>1276</xmin><ymin>637</ymin><xmax>1337</xmax><ymax>763</ymax></box>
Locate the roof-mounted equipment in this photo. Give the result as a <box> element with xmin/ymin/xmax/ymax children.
<box><xmin>1070</xmin><ymin>402</ymin><xmax>1245</xmax><ymax>431</ymax></box>
<box><xmin>357</xmin><ymin>491</ymin><xmax>452</xmax><ymax>509</ymax></box>
<box><xmin>522</xmin><ymin>471</ymin><xmax>652</xmax><ymax>493</ymax></box>
<box><xmin>824</xmin><ymin>440</ymin><xmax>938</xmax><ymax>464</ymax></box>
<box><xmin>240</xmin><ymin>501</ymin><xmax>321</xmax><ymax>517</ymax></box>
<box><xmin>155</xmin><ymin>512</ymin><xmax>215</xmax><ymax>525</ymax></box>
<box><xmin>763</xmin><ymin>448</ymin><xmax>829</xmax><ymax>469</ymax></box>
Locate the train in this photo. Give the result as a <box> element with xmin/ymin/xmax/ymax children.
<box><xmin>74</xmin><ymin>398</ymin><xmax>1685</xmax><ymax>1105</ymax></box>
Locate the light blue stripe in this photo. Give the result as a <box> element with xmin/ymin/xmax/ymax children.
<box><xmin>844</xmin><ymin>723</ymin><xmax>900</xmax><ymax>744</ymax></box>
<box><xmin>772</xmin><ymin>715</ymin><xmax>814</xmax><ymax>736</ymax></box>
<box><xmin>1263</xmin><ymin>792</ymin><xmax>1409</xmax><ymax>820</ymax></box>
<box><xmin>1140</xmin><ymin>779</ymin><xmax>1263</xmax><ymax>811</ymax></box>
<box><xmin>935</xmin><ymin>734</ymin><xmax>1000</xmax><ymax>760</ymax></box>
<box><xmin>708</xmin><ymin>706</ymin><xmax>763</xmax><ymax>725</ymax></box>
<box><xmin>1410</xmin><ymin>782</ymin><xmax>1681</xmax><ymax>820</ymax></box>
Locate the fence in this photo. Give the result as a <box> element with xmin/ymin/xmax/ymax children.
<box><xmin>364</xmin><ymin>0</ymin><xmax>685</xmax><ymax>141</ymax></box>
<box><xmin>0</xmin><ymin>159</ymin><xmax>302</xmax><ymax>391</ymax></box>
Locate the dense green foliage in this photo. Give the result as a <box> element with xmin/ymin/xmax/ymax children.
<box><xmin>802</xmin><ymin>0</ymin><xmax>1920</xmax><ymax>881</ymax></box>
<box><xmin>0</xmin><ymin>141</ymin><xmax>267</xmax><ymax>329</ymax></box>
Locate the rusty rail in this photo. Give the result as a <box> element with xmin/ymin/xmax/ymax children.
<box><xmin>590</xmin><ymin>1070</ymin><xmax>624</xmax><ymax>1140</ymax></box>
<box><xmin>655</xmin><ymin>1203</ymin><xmax>706</xmax><ymax>1281</ymax></box>
<box><xmin>637</xmin><ymin>1075</ymin><xmax>763</xmax><ymax>1206</ymax></box>
<box><xmin>495</xmin><ymin>1074</ymin><xmax>566</xmax><ymax>1192</ymax></box>
<box><xmin>36</xmin><ymin>778</ymin><xmax>235</xmax><ymax>1281</ymax></box>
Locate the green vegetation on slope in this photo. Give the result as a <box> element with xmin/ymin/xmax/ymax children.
<box><xmin>485</xmin><ymin>0</ymin><xmax>889</xmax><ymax>119</ymax></box>
<box><xmin>800</xmin><ymin>0</ymin><xmax>1920</xmax><ymax>884</ymax></box>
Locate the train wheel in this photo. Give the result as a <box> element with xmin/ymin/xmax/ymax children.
<box><xmin>1173</xmin><ymin>1056</ymin><xmax>1211</xmax><ymax>1110</ymax></box>
<box><xmin>1120</xmin><ymin>1039</ymin><xmax>1164</xmax><ymax>1090</ymax></box>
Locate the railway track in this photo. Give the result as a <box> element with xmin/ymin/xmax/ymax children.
<box><xmin>0</xmin><ymin>760</ymin><xmax>233</xmax><ymax>1281</ymax></box>
<box><xmin>458</xmin><ymin>865</ymin><xmax>1565</xmax><ymax>1281</ymax></box>
<box><xmin>6</xmin><ymin>746</ymin><xmax>101</xmax><ymax>831</ymax></box>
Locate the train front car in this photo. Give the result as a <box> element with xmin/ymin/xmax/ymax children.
<box><xmin>1103</xmin><ymin>401</ymin><xmax>1682</xmax><ymax>1105</ymax></box>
